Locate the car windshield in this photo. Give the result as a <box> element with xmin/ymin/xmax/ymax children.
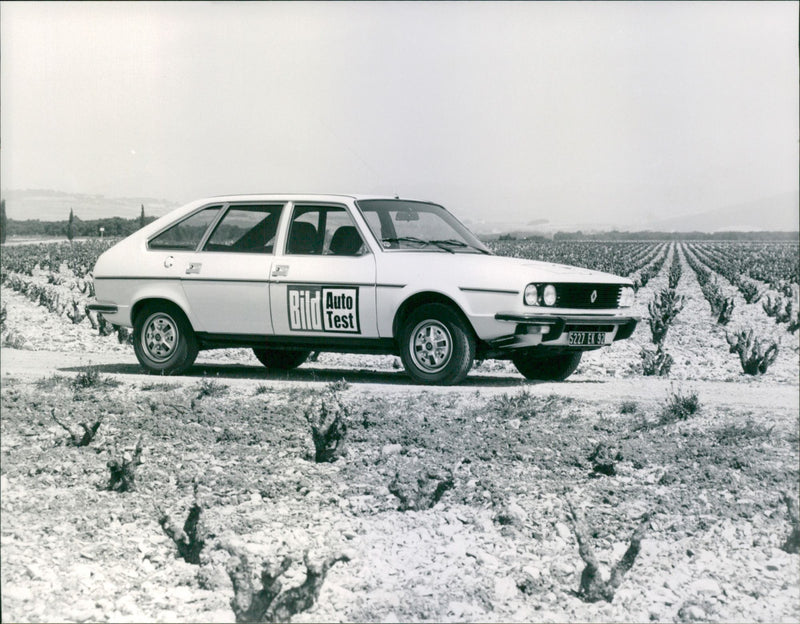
<box><xmin>355</xmin><ymin>199</ymin><xmax>491</xmax><ymax>254</ymax></box>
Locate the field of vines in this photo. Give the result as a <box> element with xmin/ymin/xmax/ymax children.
<box><xmin>491</xmin><ymin>238</ymin><xmax>799</xmax><ymax>381</ymax></box>
<box><xmin>1</xmin><ymin>237</ymin><xmax>798</xmax><ymax>623</ymax></box>
<box><xmin>1</xmin><ymin>238</ymin><xmax>798</xmax><ymax>382</ymax></box>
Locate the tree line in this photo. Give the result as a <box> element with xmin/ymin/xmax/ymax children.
<box><xmin>481</xmin><ymin>229</ymin><xmax>798</xmax><ymax>243</ymax></box>
<box><xmin>0</xmin><ymin>202</ymin><xmax>157</xmax><ymax>243</ymax></box>
<box><xmin>551</xmin><ymin>230</ymin><xmax>798</xmax><ymax>241</ymax></box>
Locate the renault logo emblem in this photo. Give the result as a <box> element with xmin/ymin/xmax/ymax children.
<box><xmin>590</xmin><ymin>290</ymin><xmax>598</xmax><ymax>303</ymax></box>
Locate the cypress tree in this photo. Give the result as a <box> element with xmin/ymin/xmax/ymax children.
<box><xmin>67</xmin><ymin>208</ymin><xmax>75</xmax><ymax>241</ymax></box>
<box><xmin>0</xmin><ymin>199</ymin><xmax>7</xmax><ymax>244</ymax></box>
<box><xmin>139</xmin><ymin>204</ymin><xmax>145</xmax><ymax>229</ymax></box>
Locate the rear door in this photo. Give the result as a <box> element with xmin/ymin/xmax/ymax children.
<box><xmin>269</xmin><ymin>203</ymin><xmax>378</xmax><ymax>338</ymax></box>
<box><xmin>179</xmin><ymin>203</ymin><xmax>284</xmax><ymax>335</ymax></box>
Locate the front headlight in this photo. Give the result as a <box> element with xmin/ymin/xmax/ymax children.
<box><xmin>619</xmin><ymin>286</ymin><xmax>635</xmax><ymax>307</ymax></box>
<box><xmin>543</xmin><ymin>284</ymin><xmax>557</xmax><ymax>306</ymax></box>
<box><xmin>524</xmin><ymin>284</ymin><xmax>538</xmax><ymax>306</ymax></box>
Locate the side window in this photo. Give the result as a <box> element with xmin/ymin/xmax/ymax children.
<box><xmin>286</xmin><ymin>205</ymin><xmax>366</xmax><ymax>256</ymax></box>
<box><xmin>203</xmin><ymin>204</ymin><xmax>283</xmax><ymax>254</ymax></box>
<box><xmin>148</xmin><ymin>206</ymin><xmax>222</xmax><ymax>251</ymax></box>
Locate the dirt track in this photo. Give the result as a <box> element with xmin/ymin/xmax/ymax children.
<box><xmin>2</xmin><ymin>347</ymin><xmax>798</xmax><ymax>413</ymax></box>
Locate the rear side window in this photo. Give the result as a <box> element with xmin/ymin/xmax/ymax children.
<box><xmin>203</xmin><ymin>204</ymin><xmax>283</xmax><ymax>254</ymax></box>
<box><xmin>148</xmin><ymin>206</ymin><xmax>222</xmax><ymax>251</ymax></box>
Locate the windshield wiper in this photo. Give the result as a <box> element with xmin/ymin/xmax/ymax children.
<box><xmin>381</xmin><ymin>237</ymin><xmax>455</xmax><ymax>253</ymax></box>
<box><xmin>429</xmin><ymin>239</ymin><xmax>492</xmax><ymax>255</ymax></box>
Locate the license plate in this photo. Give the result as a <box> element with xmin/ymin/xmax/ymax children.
<box><xmin>568</xmin><ymin>331</ymin><xmax>606</xmax><ymax>346</ymax></box>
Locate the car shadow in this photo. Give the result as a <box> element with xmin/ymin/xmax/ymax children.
<box><xmin>58</xmin><ymin>361</ymin><xmax>536</xmax><ymax>388</ymax></box>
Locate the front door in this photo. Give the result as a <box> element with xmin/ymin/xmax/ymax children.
<box><xmin>269</xmin><ymin>203</ymin><xmax>378</xmax><ymax>339</ymax></box>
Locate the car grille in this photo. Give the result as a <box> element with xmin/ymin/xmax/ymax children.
<box><xmin>555</xmin><ymin>284</ymin><xmax>623</xmax><ymax>309</ymax></box>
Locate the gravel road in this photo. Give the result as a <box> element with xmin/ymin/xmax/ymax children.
<box><xmin>2</xmin><ymin>347</ymin><xmax>797</xmax><ymax>413</ymax></box>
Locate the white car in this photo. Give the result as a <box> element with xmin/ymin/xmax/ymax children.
<box><xmin>88</xmin><ymin>194</ymin><xmax>638</xmax><ymax>385</ymax></box>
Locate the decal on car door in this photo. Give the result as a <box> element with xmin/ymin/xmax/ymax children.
<box><xmin>287</xmin><ymin>286</ymin><xmax>360</xmax><ymax>333</ymax></box>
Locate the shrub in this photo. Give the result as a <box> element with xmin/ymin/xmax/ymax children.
<box><xmin>195</xmin><ymin>378</ymin><xmax>228</xmax><ymax>399</ymax></box>
<box><xmin>389</xmin><ymin>466</ymin><xmax>454</xmax><ymax>511</ymax></box>
<box><xmin>668</xmin><ymin>255</ymin><xmax>681</xmax><ymax>290</ymax></box>
<box><xmin>159</xmin><ymin>490</ymin><xmax>210</xmax><ymax>565</ymax></box>
<box><xmin>789</xmin><ymin>311</ymin><xmax>800</xmax><ymax>334</ymax></box>
<box><xmin>660</xmin><ymin>387</ymin><xmax>701</xmax><ymax>424</ymax></box>
<box><xmin>97</xmin><ymin>313</ymin><xmax>115</xmax><ymax>336</ymax></box>
<box><xmin>717</xmin><ymin>297</ymin><xmax>735</xmax><ymax>325</ymax></box>
<box><xmin>726</xmin><ymin>328</ymin><xmax>780</xmax><ymax>375</ymax></box>
<box><xmin>737</xmin><ymin>277</ymin><xmax>762</xmax><ymax>304</ymax></box>
<box><xmin>647</xmin><ymin>287</ymin><xmax>685</xmax><ymax>344</ymax></box>
<box><xmin>141</xmin><ymin>381</ymin><xmax>179</xmax><ymax>392</ymax></box>
<box><xmin>701</xmin><ymin>279</ymin><xmax>726</xmax><ymax>315</ymax></box>
<box><xmin>50</xmin><ymin>407</ymin><xmax>103</xmax><ymax>446</ymax></box>
<box><xmin>226</xmin><ymin>548</ymin><xmax>349</xmax><ymax>624</ymax></box>
<box><xmin>640</xmin><ymin>345</ymin><xmax>673</xmax><ymax>376</ymax></box>
<box><xmin>763</xmin><ymin>295</ymin><xmax>798</xmax><ymax>333</ymax></box>
<box><xmin>107</xmin><ymin>437</ymin><xmax>143</xmax><ymax>492</ymax></box>
<box><xmin>35</xmin><ymin>373</ymin><xmax>70</xmax><ymax>389</ymax></box>
<box><xmin>66</xmin><ymin>299</ymin><xmax>86</xmax><ymax>325</ymax></box>
<box><xmin>762</xmin><ymin>294</ymin><xmax>783</xmax><ymax>319</ymax></box>
<box><xmin>715</xmin><ymin>419</ymin><xmax>774</xmax><ymax>445</ymax></box>
<box><xmin>73</xmin><ymin>367</ymin><xmax>121</xmax><ymax>390</ymax></box>
<box><xmin>566</xmin><ymin>499</ymin><xmax>650</xmax><ymax>603</ymax></box>
<box><xmin>782</xmin><ymin>493</ymin><xmax>800</xmax><ymax>554</ymax></box>
<box><xmin>619</xmin><ymin>400</ymin><xmax>638</xmax><ymax>414</ymax></box>
<box><xmin>491</xmin><ymin>389</ymin><xmax>534</xmax><ymax>418</ymax></box>
<box><xmin>116</xmin><ymin>326</ymin><xmax>132</xmax><ymax>344</ymax></box>
<box><xmin>304</xmin><ymin>385</ymin><xmax>349</xmax><ymax>463</ymax></box>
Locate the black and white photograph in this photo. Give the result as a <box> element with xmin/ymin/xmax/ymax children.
<box><xmin>1</xmin><ymin>1</ymin><xmax>798</xmax><ymax>622</ymax></box>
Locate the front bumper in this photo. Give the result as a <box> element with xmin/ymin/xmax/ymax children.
<box><xmin>490</xmin><ymin>312</ymin><xmax>639</xmax><ymax>349</ymax></box>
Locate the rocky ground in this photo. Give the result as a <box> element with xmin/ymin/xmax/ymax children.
<box><xmin>1</xmin><ymin>243</ymin><xmax>798</xmax><ymax>623</ymax></box>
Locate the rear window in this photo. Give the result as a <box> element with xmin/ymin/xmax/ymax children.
<box><xmin>148</xmin><ymin>206</ymin><xmax>222</xmax><ymax>251</ymax></box>
<box><xmin>203</xmin><ymin>204</ymin><xmax>283</xmax><ymax>254</ymax></box>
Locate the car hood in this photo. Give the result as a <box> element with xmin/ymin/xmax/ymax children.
<box><xmin>481</xmin><ymin>255</ymin><xmax>632</xmax><ymax>286</ymax></box>
<box><xmin>378</xmin><ymin>252</ymin><xmax>632</xmax><ymax>291</ymax></box>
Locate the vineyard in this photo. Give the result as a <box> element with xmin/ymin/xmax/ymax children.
<box><xmin>1</xmin><ymin>238</ymin><xmax>799</xmax><ymax>623</ymax></box>
<box><xmin>1</xmin><ymin>238</ymin><xmax>797</xmax><ymax>381</ymax></box>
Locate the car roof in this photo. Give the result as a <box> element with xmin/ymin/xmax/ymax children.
<box><xmin>202</xmin><ymin>193</ymin><xmax>432</xmax><ymax>203</ymax></box>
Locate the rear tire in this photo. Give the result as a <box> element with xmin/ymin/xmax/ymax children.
<box><xmin>253</xmin><ymin>348</ymin><xmax>310</xmax><ymax>370</ymax></box>
<box><xmin>399</xmin><ymin>303</ymin><xmax>475</xmax><ymax>385</ymax></box>
<box><xmin>512</xmin><ymin>350</ymin><xmax>583</xmax><ymax>381</ymax></box>
<box><xmin>133</xmin><ymin>302</ymin><xmax>198</xmax><ymax>375</ymax></box>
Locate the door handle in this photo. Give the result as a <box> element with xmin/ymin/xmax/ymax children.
<box><xmin>185</xmin><ymin>262</ymin><xmax>202</xmax><ymax>275</ymax></box>
<box><xmin>272</xmin><ymin>264</ymin><xmax>289</xmax><ymax>278</ymax></box>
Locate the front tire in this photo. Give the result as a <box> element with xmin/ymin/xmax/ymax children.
<box><xmin>399</xmin><ymin>303</ymin><xmax>475</xmax><ymax>385</ymax></box>
<box><xmin>253</xmin><ymin>348</ymin><xmax>310</xmax><ymax>370</ymax></box>
<box><xmin>512</xmin><ymin>350</ymin><xmax>583</xmax><ymax>381</ymax></box>
<box><xmin>133</xmin><ymin>303</ymin><xmax>198</xmax><ymax>375</ymax></box>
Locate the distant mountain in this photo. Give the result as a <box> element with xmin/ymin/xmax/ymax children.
<box><xmin>1</xmin><ymin>189</ymin><xmax>179</xmax><ymax>221</ymax></box>
<box><xmin>469</xmin><ymin>191</ymin><xmax>798</xmax><ymax>235</ymax></box>
<box><xmin>645</xmin><ymin>191</ymin><xmax>799</xmax><ymax>232</ymax></box>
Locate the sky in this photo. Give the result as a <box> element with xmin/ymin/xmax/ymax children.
<box><xmin>1</xmin><ymin>1</ymin><xmax>798</xmax><ymax>228</ymax></box>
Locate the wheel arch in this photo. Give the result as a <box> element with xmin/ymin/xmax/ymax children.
<box><xmin>392</xmin><ymin>291</ymin><xmax>477</xmax><ymax>341</ymax></box>
<box><xmin>131</xmin><ymin>296</ymin><xmax>193</xmax><ymax>328</ymax></box>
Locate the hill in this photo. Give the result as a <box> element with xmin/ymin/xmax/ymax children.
<box><xmin>645</xmin><ymin>191</ymin><xmax>799</xmax><ymax>232</ymax></box>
